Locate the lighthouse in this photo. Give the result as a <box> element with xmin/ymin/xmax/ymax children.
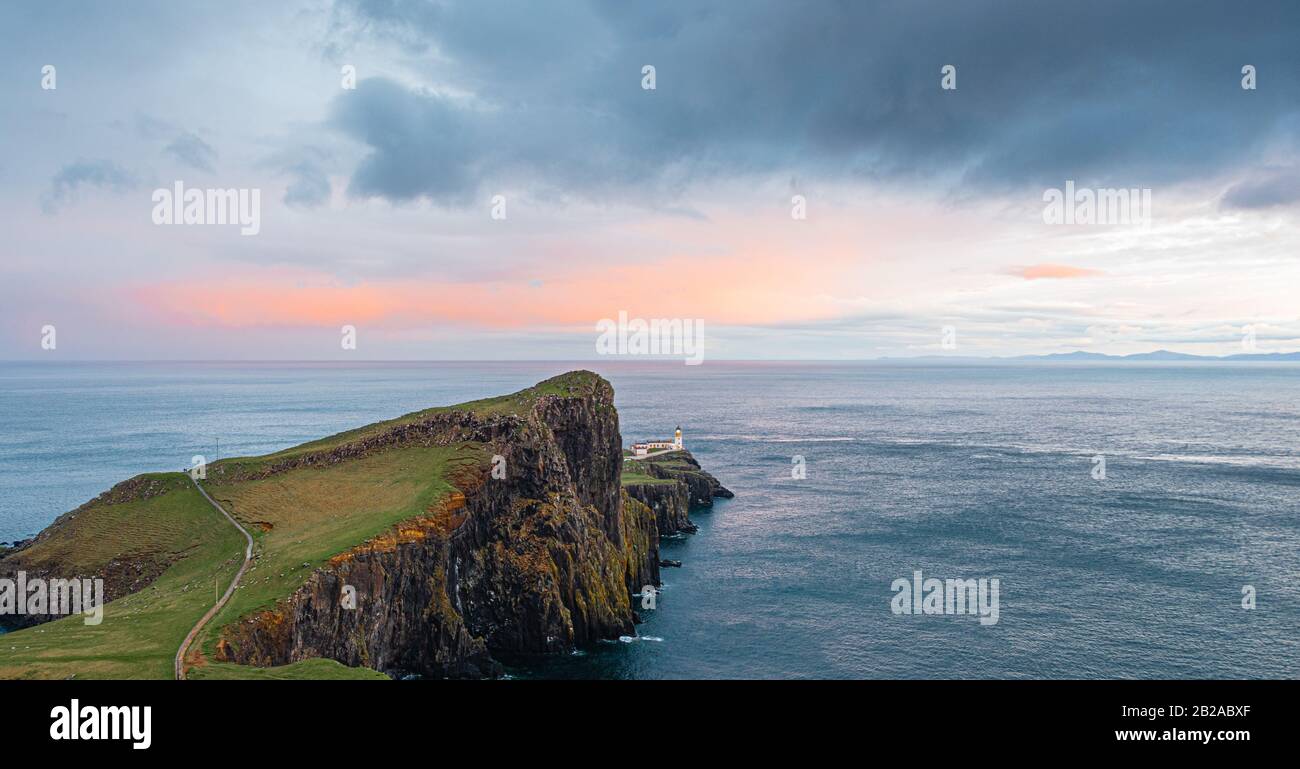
<box><xmin>629</xmin><ymin>428</ymin><xmax>684</xmax><ymax>458</ymax></box>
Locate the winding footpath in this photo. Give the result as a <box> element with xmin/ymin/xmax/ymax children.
<box><xmin>174</xmin><ymin>476</ymin><xmax>255</xmax><ymax>680</ymax></box>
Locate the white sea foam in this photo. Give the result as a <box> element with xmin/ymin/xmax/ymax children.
<box><xmin>873</xmin><ymin>436</ymin><xmax>1298</xmax><ymax>468</ymax></box>
<box><xmin>1136</xmin><ymin>454</ymin><xmax>1300</xmax><ymax>470</ymax></box>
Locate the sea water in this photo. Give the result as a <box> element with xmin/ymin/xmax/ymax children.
<box><xmin>1</xmin><ymin>361</ymin><xmax>1296</xmax><ymax>677</ymax></box>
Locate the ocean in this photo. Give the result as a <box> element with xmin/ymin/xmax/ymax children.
<box><xmin>1</xmin><ymin>361</ymin><xmax>1297</xmax><ymax>677</ymax></box>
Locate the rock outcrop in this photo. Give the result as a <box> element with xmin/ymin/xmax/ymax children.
<box><xmin>623</xmin><ymin>479</ymin><xmax>695</xmax><ymax>534</ymax></box>
<box><xmin>623</xmin><ymin>451</ymin><xmax>734</xmax><ymax>536</ymax></box>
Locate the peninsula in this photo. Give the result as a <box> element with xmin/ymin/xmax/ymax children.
<box><xmin>0</xmin><ymin>371</ymin><xmax>731</xmax><ymax>679</ymax></box>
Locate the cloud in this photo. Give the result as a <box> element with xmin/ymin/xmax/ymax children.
<box><xmin>325</xmin><ymin>0</ymin><xmax>1300</xmax><ymax>207</ymax></box>
<box><xmin>258</xmin><ymin>145</ymin><xmax>336</xmax><ymax>208</ymax></box>
<box><xmin>1221</xmin><ymin>167</ymin><xmax>1300</xmax><ymax>209</ymax></box>
<box><xmin>41</xmin><ymin>159</ymin><xmax>137</xmax><ymax>213</ymax></box>
<box><xmin>6</xmin><ymin>0</ymin><xmax>1300</xmax><ymax>360</ymax></box>
<box><xmin>133</xmin><ymin>114</ymin><xmax>176</xmax><ymax>141</ymax></box>
<box><xmin>1011</xmin><ymin>264</ymin><xmax>1104</xmax><ymax>280</ymax></box>
<box><xmin>126</xmin><ymin>210</ymin><xmax>877</xmax><ymax>330</ymax></box>
<box><xmin>283</xmin><ymin>160</ymin><xmax>332</xmax><ymax>207</ymax></box>
<box><xmin>164</xmin><ymin>132</ymin><xmax>217</xmax><ymax>172</ymax></box>
<box><xmin>332</xmin><ymin>78</ymin><xmax>482</xmax><ymax>204</ymax></box>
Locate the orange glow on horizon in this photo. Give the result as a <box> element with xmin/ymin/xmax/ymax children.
<box><xmin>130</xmin><ymin>213</ymin><xmax>882</xmax><ymax>330</ymax></box>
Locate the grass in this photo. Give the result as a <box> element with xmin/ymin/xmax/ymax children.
<box><xmin>191</xmin><ymin>443</ymin><xmax>487</xmax><ymax>664</ymax></box>
<box><xmin>622</xmin><ymin>450</ymin><xmax>689</xmax><ymax>486</ymax></box>
<box><xmin>0</xmin><ymin>370</ymin><xmax>600</xmax><ymax>680</ymax></box>
<box><xmin>188</xmin><ymin>657</ymin><xmax>390</xmax><ymax>680</ymax></box>
<box><xmin>0</xmin><ymin>475</ymin><xmax>244</xmax><ymax>679</ymax></box>
<box><xmin>218</xmin><ymin>370</ymin><xmax>602</xmax><ymax>476</ymax></box>
<box><xmin>0</xmin><ymin>447</ymin><xmax>484</xmax><ymax>680</ymax></box>
<box><xmin>620</xmin><ymin>467</ymin><xmax>677</xmax><ymax>486</ymax></box>
<box><xmin>5</xmin><ymin>473</ymin><xmax>198</xmax><ymax>573</ymax></box>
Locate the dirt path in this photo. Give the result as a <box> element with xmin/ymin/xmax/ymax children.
<box><xmin>174</xmin><ymin>476</ymin><xmax>254</xmax><ymax>680</ymax></box>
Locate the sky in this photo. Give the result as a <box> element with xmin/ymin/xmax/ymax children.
<box><xmin>2</xmin><ymin>0</ymin><xmax>1299</xmax><ymax>360</ymax></box>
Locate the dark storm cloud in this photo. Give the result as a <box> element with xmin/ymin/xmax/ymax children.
<box><xmin>329</xmin><ymin>0</ymin><xmax>1300</xmax><ymax>204</ymax></box>
<box><xmin>41</xmin><ymin>159</ymin><xmax>137</xmax><ymax>213</ymax></box>
<box><xmin>332</xmin><ymin>77</ymin><xmax>483</xmax><ymax>204</ymax></box>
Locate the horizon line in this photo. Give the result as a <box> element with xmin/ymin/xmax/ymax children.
<box><xmin>3</xmin><ymin>351</ymin><xmax>1300</xmax><ymax>364</ymax></box>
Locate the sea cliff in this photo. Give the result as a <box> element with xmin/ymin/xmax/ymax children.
<box><xmin>623</xmin><ymin>451</ymin><xmax>733</xmax><ymax>535</ymax></box>
<box><xmin>212</xmin><ymin>372</ymin><xmax>664</xmax><ymax>677</ymax></box>
<box><xmin>0</xmin><ymin>371</ymin><xmax>732</xmax><ymax>680</ymax></box>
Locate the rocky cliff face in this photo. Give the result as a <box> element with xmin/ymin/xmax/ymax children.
<box><xmin>655</xmin><ymin>452</ymin><xmax>735</xmax><ymax>506</ymax></box>
<box><xmin>623</xmin><ymin>451</ymin><xmax>735</xmax><ymax>536</ymax></box>
<box><xmin>624</xmin><ymin>480</ymin><xmax>695</xmax><ymax>534</ymax></box>
<box><xmin>214</xmin><ymin>372</ymin><xmax>664</xmax><ymax>678</ymax></box>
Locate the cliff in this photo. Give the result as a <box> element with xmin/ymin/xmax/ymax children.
<box><xmin>209</xmin><ymin>371</ymin><xmax>664</xmax><ymax>678</ymax></box>
<box><xmin>623</xmin><ymin>451</ymin><xmax>734</xmax><ymax>536</ymax></box>
<box><xmin>0</xmin><ymin>370</ymin><xmax>729</xmax><ymax>680</ymax></box>
<box><xmin>624</xmin><ymin>479</ymin><xmax>695</xmax><ymax>534</ymax></box>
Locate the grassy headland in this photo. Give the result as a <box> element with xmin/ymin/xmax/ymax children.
<box><xmin>0</xmin><ymin>374</ymin><xmax>608</xmax><ymax>680</ymax></box>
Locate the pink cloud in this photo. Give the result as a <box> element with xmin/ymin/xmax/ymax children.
<box><xmin>1011</xmin><ymin>263</ymin><xmax>1104</xmax><ymax>280</ymax></box>
<box><xmin>126</xmin><ymin>213</ymin><xmax>877</xmax><ymax>331</ymax></box>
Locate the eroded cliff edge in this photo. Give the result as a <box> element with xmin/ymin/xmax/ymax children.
<box><xmin>211</xmin><ymin>371</ymin><xmax>727</xmax><ymax>678</ymax></box>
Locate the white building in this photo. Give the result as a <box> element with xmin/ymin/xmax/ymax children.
<box><xmin>631</xmin><ymin>426</ymin><xmax>683</xmax><ymax>457</ymax></box>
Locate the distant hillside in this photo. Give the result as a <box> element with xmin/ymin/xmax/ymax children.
<box><xmin>1016</xmin><ymin>349</ymin><xmax>1300</xmax><ymax>362</ymax></box>
<box><xmin>894</xmin><ymin>349</ymin><xmax>1300</xmax><ymax>362</ymax></box>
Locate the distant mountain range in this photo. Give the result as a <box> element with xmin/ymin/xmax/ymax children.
<box><xmin>901</xmin><ymin>349</ymin><xmax>1300</xmax><ymax>362</ymax></box>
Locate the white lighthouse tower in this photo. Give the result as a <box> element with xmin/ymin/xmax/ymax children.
<box><xmin>673</xmin><ymin>426</ymin><xmax>683</xmax><ymax>450</ymax></box>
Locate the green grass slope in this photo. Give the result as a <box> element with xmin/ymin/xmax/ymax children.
<box><xmin>0</xmin><ymin>475</ymin><xmax>244</xmax><ymax>679</ymax></box>
<box><xmin>191</xmin><ymin>444</ymin><xmax>486</xmax><ymax>672</ymax></box>
<box><xmin>189</xmin><ymin>657</ymin><xmax>390</xmax><ymax>680</ymax></box>
<box><xmin>0</xmin><ymin>371</ymin><xmax>604</xmax><ymax>680</ymax></box>
<box><xmin>621</xmin><ymin>449</ymin><xmax>686</xmax><ymax>486</ymax></box>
